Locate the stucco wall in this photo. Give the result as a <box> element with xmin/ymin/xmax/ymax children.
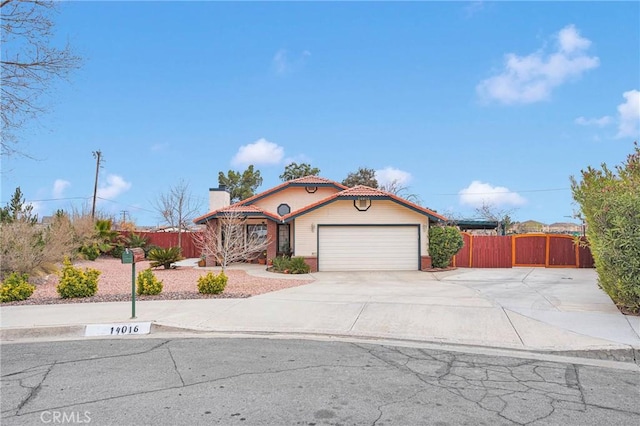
<box><xmin>293</xmin><ymin>200</ymin><xmax>431</xmax><ymax>257</ymax></box>
<box><xmin>252</xmin><ymin>186</ymin><xmax>339</xmax><ymax>215</ymax></box>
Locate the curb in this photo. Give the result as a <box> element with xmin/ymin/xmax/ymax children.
<box><xmin>2</xmin><ymin>323</ymin><xmax>638</xmax><ymax>369</ymax></box>
<box><xmin>1</xmin><ymin>325</ymin><xmax>85</xmax><ymax>341</ymax></box>
<box><xmin>150</xmin><ymin>324</ymin><xmax>640</xmax><ymax>366</ymax></box>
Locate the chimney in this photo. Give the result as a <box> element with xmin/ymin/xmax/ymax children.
<box><xmin>209</xmin><ymin>185</ymin><xmax>230</xmax><ymax>211</ymax></box>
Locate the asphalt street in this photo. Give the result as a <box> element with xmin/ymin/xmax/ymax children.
<box><xmin>2</xmin><ymin>337</ymin><xmax>639</xmax><ymax>425</ymax></box>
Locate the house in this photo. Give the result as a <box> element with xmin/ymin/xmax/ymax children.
<box><xmin>451</xmin><ymin>219</ymin><xmax>503</xmax><ymax>236</ymax></box>
<box><xmin>194</xmin><ymin>176</ymin><xmax>447</xmax><ymax>272</ymax></box>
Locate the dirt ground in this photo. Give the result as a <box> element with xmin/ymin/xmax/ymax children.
<box><xmin>3</xmin><ymin>257</ymin><xmax>313</xmax><ymax>306</ymax></box>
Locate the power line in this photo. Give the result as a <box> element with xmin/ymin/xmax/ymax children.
<box><xmin>0</xmin><ymin>196</ymin><xmax>92</xmax><ymax>203</ymax></box>
<box><xmin>428</xmin><ymin>187</ymin><xmax>571</xmax><ymax>196</ymax></box>
<box><xmin>0</xmin><ymin>195</ymin><xmax>158</xmax><ymax>215</ymax></box>
<box><xmin>95</xmin><ymin>197</ymin><xmax>156</xmax><ymax>213</ymax></box>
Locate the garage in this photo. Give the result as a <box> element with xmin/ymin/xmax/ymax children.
<box><xmin>318</xmin><ymin>225</ymin><xmax>420</xmax><ymax>271</ymax></box>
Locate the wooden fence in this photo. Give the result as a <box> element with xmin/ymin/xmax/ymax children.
<box><xmin>453</xmin><ymin>233</ymin><xmax>594</xmax><ymax>268</ymax></box>
<box><xmin>120</xmin><ymin>231</ymin><xmax>201</xmax><ymax>258</ymax></box>
<box><xmin>120</xmin><ymin>231</ymin><xmax>595</xmax><ymax>269</ymax></box>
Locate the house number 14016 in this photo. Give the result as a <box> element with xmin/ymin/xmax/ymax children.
<box><xmin>111</xmin><ymin>325</ymin><xmax>139</xmax><ymax>335</ymax></box>
<box><xmin>85</xmin><ymin>322</ymin><xmax>151</xmax><ymax>337</ymax></box>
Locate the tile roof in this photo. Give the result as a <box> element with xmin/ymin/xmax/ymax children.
<box><xmin>283</xmin><ymin>185</ymin><xmax>448</xmax><ymax>222</ymax></box>
<box><xmin>193</xmin><ymin>204</ymin><xmax>281</xmax><ymax>223</ymax></box>
<box><xmin>237</xmin><ymin>175</ymin><xmax>346</xmax><ymax>206</ymax></box>
<box><xmin>337</xmin><ymin>185</ymin><xmax>391</xmax><ymax>197</ymax></box>
<box><xmin>194</xmin><ymin>178</ymin><xmax>447</xmax><ymax>224</ymax></box>
<box><xmin>287</xmin><ymin>176</ymin><xmax>348</xmax><ymax>186</ymax></box>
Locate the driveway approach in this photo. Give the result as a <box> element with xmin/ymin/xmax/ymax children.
<box><xmin>1</xmin><ymin>267</ymin><xmax>639</xmax><ymax>360</ymax></box>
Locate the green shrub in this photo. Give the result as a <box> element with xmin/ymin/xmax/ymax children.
<box><xmin>429</xmin><ymin>226</ymin><xmax>464</xmax><ymax>268</ymax></box>
<box><xmin>271</xmin><ymin>255</ymin><xmax>290</xmax><ymax>271</ymax></box>
<box><xmin>111</xmin><ymin>244</ymin><xmax>125</xmax><ymax>259</ymax></box>
<box><xmin>148</xmin><ymin>247</ymin><xmax>184</xmax><ymax>269</ymax></box>
<box><xmin>571</xmin><ymin>144</ymin><xmax>640</xmax><ymax>313</ymax></box>
<box><xmin>126</xmin><ymin>233</ymin><xmax>149</xmax><ymax>249</ymax></box>
<box><xmin>270</xmin><ymin>255</ymin><xmax>310</xmax><ymax>274</ymax></box>
<box><xmin>94</xmin><ymin>219</ymin><xmax>122</xmax><ymax>255</ymax></box>
<box><xmin>144</xmin><ymin>244</ymin><xmax>160</xmax><ymax>258</ymax></box>
<box><xmin>79</xmin><ymin>244</ymin><xmax>101</xmax><ymax>261</ymax></box>
<box><xmin>0</xmin><ymin>272</ymin><xmax>36</xmax><ymax>302</ymax></box>
<box><xmin>197</xmin><ymin>272</ymin><xmax>228</xmax><ymax>294</ymax></box>
<box><xmin>288</xmin><ymin>257</ymin><xmax>310</xmax><ymax>274</ymax></box>
<box><xmin>136</xmin><ymin>268</ymin><xmax>163</xmax><ymax>295</ymax></box>
<box><xmin>56</xmin><ymin>258</ymin><xmax>101</xmax><ymax>298</ymax></box>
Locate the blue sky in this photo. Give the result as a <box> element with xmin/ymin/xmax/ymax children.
<box><xmin>2</xmin><ymin>1</ymin><xmax>639</xmax><ymax>227</ymax></box>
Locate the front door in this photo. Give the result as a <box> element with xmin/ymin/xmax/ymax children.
<box><xmin>278</xmin><ymin>224</ymin><xmax>290</xmax><ymax>255</ymax></box>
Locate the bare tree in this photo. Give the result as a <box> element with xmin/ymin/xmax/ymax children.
<box><xmin>152</xmin><ymin>180</ymin><xmax>202</xmax><ymax>250</ymax></box>
<box><xmin>474</xmin><ymin>202</ymin><xmax>516</xmax><ymax>235</ymax></box>
<box><xmin>1</xmin><ymin>0</ymin><xmax>81</xmax><ymax>157</ymax></box>
<box><xmin>379</xmin><ymin>179</ymin><xmax>422</xmax><ymax>204</ymax></box>
<box><xmin>193</xmin><ymin>211</ymin><xmax>271</xmax><ymax>272</ymax></box>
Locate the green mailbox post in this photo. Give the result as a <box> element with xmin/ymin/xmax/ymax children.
<box><xmin>122</xmin><ymin>248</ymin><xmax>145</xmax><ymax>318</ymax></box>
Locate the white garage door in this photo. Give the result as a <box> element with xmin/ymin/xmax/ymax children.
<box><xmin>318</xmin><ymin>225</ymin><xmax>419</xmax><ymax>271</ymax></box>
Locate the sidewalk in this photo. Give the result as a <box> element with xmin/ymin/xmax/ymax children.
<box><xmin>1</xmin><ymin>265</ymin><xmax>639</xmax><ymax>364</ymax></box>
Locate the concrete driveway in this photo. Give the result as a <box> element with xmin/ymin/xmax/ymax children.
<box><xmin>245</xmin><ymin>267</ymin><xmax>640</xmax><ymax>352</ymax></box>
<box><xmin>2</xmin><ymin>266</ymin><xmax>639</xmax><ymax>359</ymax></box>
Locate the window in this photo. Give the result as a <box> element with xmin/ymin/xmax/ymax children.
<box><xmin>247</xmin><ymin>224</ymin><xmax>267</xmax><ymax>243</ymax></box>
<box><xmin>277</xmin><ymin>203</ymin><xmax>291</xmax><ymax>216</ymax></box>
<box><xmin>278</xmin><ymin>224</ymin><xmax>290</xmax><ymax>254</ymax></box>
<box><xmin>354</xmin><ymin>198</ymin><xmax>371</xmax><ymax>211</ymax></box>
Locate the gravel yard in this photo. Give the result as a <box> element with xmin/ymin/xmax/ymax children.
<box><xmin>2</xmin><ymin>257</ymin><xmax>314</xmax><ymax>306</ymax></box>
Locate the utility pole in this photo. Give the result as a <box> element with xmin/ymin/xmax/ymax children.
<box><xmin>91</xmin><ymin>150</ymin><xmax>102</xmax><ymax>220</ymax></box>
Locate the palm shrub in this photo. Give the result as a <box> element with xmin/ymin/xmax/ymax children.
<box><xmin>79</xmin><ymin>244</ymin><xmax>101</xmax><ymax>261</ymax></box>
<box><xmin>56</xmin><ymin>258</ymin><xmax>100</xmax><ymax>298</ymax></box>
<box><xmin>429</xmin><ymin>226</ymin><xmax>464</xmax><ymax>268</ymax></box>
<box><xmin>95</xmin><ymin>219</ymin><xmax>122</xmax><ymax>255</ymax></box>
<box><xmin>197</xmin><ymin>271</ymin><xmax>228</xmax><ymax>294</ymax></box>
<box><xmin>126</xmin><ymin>233</ymin><xmax>149</xmax><ymax>250</ymax></box>
<box><xmin>148</xmin><ymin>247</ymin><xmax>183</xmax><ymax>269</ymax></box>
<box><xmin>110</xmin><ymin>244</ymin><xmax>125</xmax><ymax>259</ymax></box>
<box><xmin>288</xmin><ymin>257</ymin><xmax>310</xmax><ymax>274</ymax></box>
<box><xmin>270</xmin><ymin>255</ymin><xmax>310</xmax><ymax>274</ymax></box>
<box><xmin>115</xmin><ymin>232</ymin><xmax>149</xmax><ymax>260</ymax></box>
<box><xmin>0</xmin><ymin>272</ymin><xmax>36</xmax><ymax>303</ymax></box>
<box><xmin>271</xmin><ymin>255</ymin><xmax>288</xmax><ymax>271</ymax></box>
<box><xmin>136</xmin><ymin>269</ymin><xmax>163</xmax><ymax>295</ymax></box>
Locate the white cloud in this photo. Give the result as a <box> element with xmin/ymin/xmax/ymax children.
<box><xmin>464</xmin><ymin>1</ymin><xmax>484</xmax><ymax>18</ymax></box>
<box><xmin>231</xmin><ymin>138</ymin><xmax>285</xmax><ymax>166</ymax></box>
<box><xmin>272</xmin><ymin>49</ymin><xmax>289</xmax><ymax>74</ymax></box>
<box><xmin>557</xmin><ymin>25</ymin><xmax>591</xmax><ymax>53</ymax></box>
<box><xmin>151</xmin><ymin>142</ymin><xmax>169</xmax><ymax>152</ymax></box>
<box><xmin>97</xmin><ymin>174</ymin><xmax>132</xmax><ymax>200</ymax></box>
<box><xmin>27</xmin><ymin>201</ymin><xmax>44</xmax><ymax>218</ymax></box>
<box><xmin>616</xmin><ymin>89</ymin><xmax>640</xmax><ymax>138</ymax></box>
<box><xmin>375</xmin><ymin>167</ymin><xmax>412</xmax><ymax>187</ymax></box>
<box><xmin>459</xmin><ymin>181</ymin><xmax>526</xmax><ymax>208</ymax></box>
<box><xmin>477</xmin><ymin>25</ymin><xmax>599</xmax><ymax>104</ymax></box>
<box><xmin>271</xmin><ymin>49</ymin><xmax>311</xmax><ymax>75</ymax></box>
<box><xmin>52</xmin><ymin>179</ymin><xmax>71</xmax><ymax>198</ymax></box>
<box><xmin>574</xmin><ymin>116</ymin><xmax>613</xmax><ymax>127</ymax></box>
